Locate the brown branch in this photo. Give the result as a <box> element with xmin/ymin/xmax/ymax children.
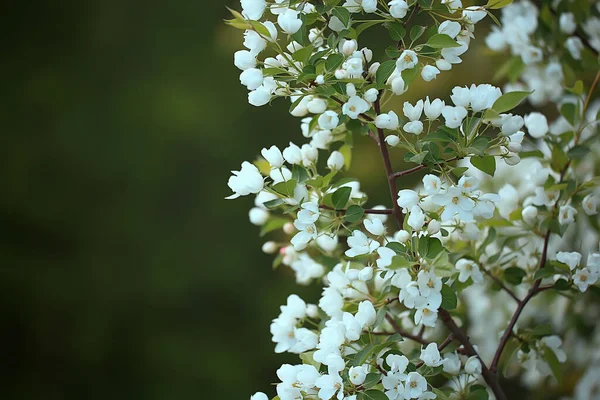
<box><xmin>489</xmin><ymin>230</ymin><xmax>551</xmax><ymax>373</ymax></box>
<box><xmin>374</xmin><ymin>96</ymin><xmax>405</xmax><ymax>228</ymax></box>
<box><xmin>481</xmin><ymin>266</ymin><xmax>520</xmax><ymax>303</ymax></box>
<box><xmin>385</xmin><ymin>314</ymin><xmax>427</xmax><ymax>345</ymax></box>
<box><xmin>319</xmin><ymin>204</ymin><xmax>393</xmax><ymax>215</ymax></box>
<box><xmin>439</xmin><ymin>309</ymin><xmax>508</xmax><ymax>400</ymax></box>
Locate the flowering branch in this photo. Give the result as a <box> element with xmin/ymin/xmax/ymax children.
<box><xmin>384</xmin><ymin>314</ymin><xmax>427</xmax><ymax>345</ymax></box>
<box><xmin>319</xmin><ymin>205</ymin><xmax>393</xmax><ymax>215</ymax></box>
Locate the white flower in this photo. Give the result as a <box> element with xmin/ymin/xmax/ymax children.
<box><xmin>291</xmin><ymin>220</ymin><xmax>318</xmax><ymax>251</ymax></box>
<box><xmin>277</xmin><ymin>9</ymin><xmax>303</xmax><ymax>34</ymax></box>
<box><xmin>316</xmin><ymin>234</ymin><xmax>338</xmax><ymax>253</ymax></box>
<box><xmin>403</xmin><ymin>100</ymin><xmax>424</xmax><ymax>121</ymax></box>
<box><xmin>404</xmin><ymin>372</ymin><xmax>427</xmax><ymax>399</ymax></box>
<box><xmin>315</xmin><ymin>373</ymin><xmax>344</xmax><ymax>400</ymax></box>
<box><xmin>262</xmin><ymin>241</ymin><xmax>278</xmax><ymax>254</ymax></box>
<box><xmin>583</xmin><ymin>194</ymin><xmax>599</xmax><ymax>215</ymax></box>
<box><xmin>307</xmin><ymin>97</ymin><xmax>328</xmax><ymax>114</ymax></box>
<box><xmin>397</xmin><ymin>190</ymin><xmax>420</xmax><ymax>210</ymax></box>
<box><xmin>408</xmin><ymin>205</ymin><xmax>425</xmax><ymax>230</ymax></box>
<box><xmin>226</xmin><ymin>161</ymin><xmax>264</xmax><ymax>199</ymax></box>
<box><xmin>421</xmin><ymin>65</ymin><xmax>440</xmax><ymax>81</ymax></box>
<box><xmin>389</xmin><ymin>0</ymin><xmax>409</xmax><ymax>18</ymax></box>
<box><xmin>340</xmin><ymin>39</ymin><xmax>358</xmax><ymax>56</ymax></box>
<box><xmin>521</xmin><ymin>46</ymin><xmax>543</xmax><ymax>65</ymax></box>
<box><xmin>364</xmin><ymin>218</ymin><xmax>386</xmax><ymax>236</ymax></box>
<box><xmin>344</xmin><ymin>57</ymin><xmax>364</xmax><ymax>76</ymax></box>
<box><xmin>524</xmin><ymin>112</ymin><xmax>549</xmax><ymax>138</ymax></box>
<box><xmin>249</xmin><ymin>207</ymin><xmax>269</xmax><ymax>225</ymax></box>
<box><xmin>560</xmin><ymin>13</ymin><xmax>577</xmax><ymax>35</ymax></box>
<box><xmin>573</xmin><ymin>268</ymin><xmax>598</xmax><ymax>292</ymax></box>
<box><xmin>356</xmin><ymin>300</ymin><xmax>377</xmax><ymax>327</ymax></box>
<box><xmin>450</xmin><ymin>86</ymin><xmax>471</xmax><ymax>107</ymax></box>
<box><xmin>349</xmin><ymin>365</ymin><xmax>369</xmax><ymax>385</ymax></box>
<box><xmin>417</xmin><ymin>269</ymin><xmax>442</xmax><ymax>298</ymax></box>
<box><xmin>433</xmin><ymin>186</ymin><xmax>475</xmax><ymax>221</ymax></box>
<box><xmin>455</xmin><ymin>259</ymin><xmax>483</xmax><ymax>283</ymax></box>
<box><xmin>424</xmin><ymin>97</ymin><xmax>445</xmax><ymax>120</ymax></box>
<box><xmin>327</xmin><ymin>151</ymin><xmax>345</xmax><ymax>170</ymax></box>
<box><xmin>588</xmin><ymin>253</ymin><xmax>600</xmax><ymax>276</ymax></box>
<box><xmin>420</xmin><ymin>343</ymin><xmax>443</xmax><ymax>367</ymax></box>
<box><xmin>376</xmin><ymin>247</ymin><xmax>396</xmax><ymax>269</ymax></box>
<box><xmin>436</xmin><ymin>58</ymin><xmax>452</xmax><ymax>71</ymax></box>
<box><xmin>522</xmin><ymin>205</ymin><xmax>538</xmax><ymax>223</ymax></box>
<box><xmin>249</xmin><ymin>86</ymin><xmax>272</xmax><ymax>106</ymax></box>
<box><xmin>442</xmin><ymin>106</ymin><xmax>468</xmax><ymax>129</ymax></box>
<box><xmin>391</xmin><ymin>76</ymin><xmax>407</xmax><ymax>95</ymax></box>
<box><xmin>386</xmin><ymin>354</ymin><xmax>409</xmax><ymax>373</ymax></box>
<box><xmin>556</xmin><ymin>251</ymin><xmax>582</xmax><ymax>270</ymax></box>
<box><xmin>404</xmin><ymin>121</ymin><xmax>424</xmax><ymax>134</ymax></box>
<box><xmin>397</xmin><ymin>50</ymin><xmax>418</xmax><ymax>71</ymax></box>
<box><xmin>241</xmin><ymin>0</ymin><xmax>267</xmax><ymax>20</ymax></box>
<box><xmin>251</xmin><ymin>392</ymin><xmax>268</xmax><ymax>400</ymax></box>
<box><xmin>442</xmin><ymin>352</ymin><xmax>461</xmax><ymax>375</ymax></box>
<box><xmin>423</xmin><ymin>174</ymin><xmax>442</xmax><ymax>195</ymax></box>
<box><xmin>541</xmin><ymin>336</ymin><xmax>567</xmax><ymax>363</ymax></box>
<box><xmin>301</xmin><ymin>144</ymin><xmax>318</xmax><ymax>166</ymax></box>
<box><xmin>376</xmin><ymin>111</ymin><xmax>400</xmax><ymax>130</ymax></box>
<box><xmin>319</xmin><ymin>111</ymin><xmax>340</xmax><ymax>130</ymax></box>
<box><xmin>261</xmin><ymin>145</ymin><xmax>284</xmax><ymax>168</ymax></box>
<box><xmin>345</xmin><ymin>230</ymin><xmax>380</xmax><ymax>257</ymax></box>
<box><xmin>297</xmin><ymin>201</ymin><xmax>320</xmax><ymax>224</ymax></box>
<box><xmin>385</xmin><ymin>135</ymin><xmax>401</xmax><ymax>146</ymax></box>
<box><xmin>438</xmin><ymin>21</ymin><xmax>461</xmax><ymax>38</ymax></box>
<box><xmin>464</xmin><ymin>356</ymin><xmax>482</xmax><ymax>375</ymax></box>
<box><xmin>361</xmin><ymin>0</ymin><xmax>378</xmax><ymax>13</ymax></box>
<box><xmin>240</xmin><ymin>68</ymin><xmax>264</xmax><ymax>90</ymax></box>
<box><xmin>243</xmin><ymin>30</ymin><xmax>267</xmax><ymax>54</ymax></box>
<box><xmin>469</xmin><ymin>84</ymin><xmax>502</xmax><ymax>112</ymax></box>
<box><xmin>462</xmin><ymin>6</ymin><xmax>487</xmax><ymax>24</ymax></box>
<box><xmin>558</xmin><ymin>205</ymin><xmax>577</xmax><ymax>225</ymax></box>
<box><xmin>343</xmin><ymin>96</ymin><xmax>370</xmax><ymax>119</ymax></box>
<box><xmin>234</xmin><ymin>50</ymin><xmax>257</xmax><ymax>70</ymax></box>
<box><xmin>501</xmin><ymin>115</ymin><xmax>525</xmax><ymax>136</ymax></box>
<box><xmin>364</xmin><ymin>88</ymin><xmax>379</xmax><ymax>103</ymax></box>
<box><xmin>283</xmin><ymin>142</ymin><xmax>302</xmax><ymax>165</ymax></box>
<box><xmin>383</xmin><ymin>372</ymin><xmax>405</xmax><ymax>400</ymax></box>
<box><xmin>566</xmin><ymin>37</ymin><xmax>584</xmax><ymax>60</ymax></box>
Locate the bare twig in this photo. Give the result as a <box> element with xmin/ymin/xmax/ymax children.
<box><xmin>481</xmin><ymin>267</ymin><xmax>520</xmax><ymax>303</ymax></box>
<box><xmin>385</xmin><ymin>314</ymin><xmax>428</xmax><ymax>345</ymax></box>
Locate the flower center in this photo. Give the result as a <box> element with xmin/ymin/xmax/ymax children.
<box><xmin>410</xmin><ymin>381</ymin><xmax>417</xmax><ymax>388</ymax></box>
<box><xmin>452</xmin><ymin>197</ymin><xmax>459</xmax><ymax>204</ymax></box>
<box><xmin>404</xmin><ymin>55</ymin><xmax>412</xmax><ymax>62</ymax></box>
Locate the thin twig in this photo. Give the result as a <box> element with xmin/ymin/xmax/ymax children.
<box><xmin>481</xmin><ymin>267</ymin><xmax>520</xmax><ymax>303</ymax></box>
<box><xmin>390</xmin><ymin>156</ymin><xmax>462</xmax><ymax>180</ymax></box>
<box><xmin>385</xmin><ymin>314</ymin><xmax>428</xmax><ymax>345</ymax></box>
<box><xmin>319</xmin><ymin>205</ymin><xmax>393</xmax><ymax>215</ymax></box>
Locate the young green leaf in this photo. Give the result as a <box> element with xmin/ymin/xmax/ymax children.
<box><xmin>376</xmin><ymin>60</ymin><xmax>397</xmax><ymax>88</ymax></box>
<box><xmin>491</xmin><ymin>91</ymin><xmax>532</xmax><ymax>113</ymax></box>
<box><xmin>470</xmin><ymin>155</ymin><xmax>496</xmax><ymax>176</ymax></box>
<box><xmin>426</xmin><ymin>34</ymin><xmax>462</xmax><ymax>48</ymax></box>
<box><xmin>332</xmin><ymin>186</ymin><xmax>352</xmax><ymax>209</ymax></box>
<box><xmin>345</xmin><ymin>205</ymin><xmax>365</xmax><ymax>223</ymax></box>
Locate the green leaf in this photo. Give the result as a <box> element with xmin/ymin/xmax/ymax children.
<box><xmin>485</xmin><ymin>0</ymin><xmax>514</xmax><ymax>9</ymax></box>
<box><xmin>362</xmin><ymin>373</ymin><xmax>381</xmax><ymax>389</ymax></box>
<box><xmin>432</xmin><ymin>388</ymin><xmax>451</xmax><ymax>400</ymax></box>
<box><xmin>260</xmin><ymin>217</ymin><xmax>289</xmax><ymax>237</ymax></box>
<box><xmin>470</xmin><ymin>155</ymin><xmax>496</xmax><ymax>176</ymax></box>
<box><xmin>467</xmin><ymin>384</ymin><xmax>489</xmax><ymax>400</ymax></box>
<box><xmin>345</xmin><ymin>205</ymin><xmax>365</xmax><ymax>223</ymax></box>
<box><xmin>542</xmin><ymin>347</ymin><xmax>563</xmax><ymax>381</ymax></box>
<box><xmin>530</xmin><ymin>324</ymin><xmax>553</xmax><ymax>337</ymax></box>
<box><xmin>272</xmin><ymin>179</ymin><xmax>297</xmax><ymax>197</ymax></box>
<box><xmin>567</xmin><ymin>144</ymin><xmax>589</xmax><ymax>159</ymax></box>
<box><xmin>292</xmin><ymin>45</ymin><xmax>314</xmax><ymax>63</ymax></box>
<box><xmin>550</xmin><ymin>145</ymin><xmax>569</xmax><ymax>173</ymax></box>
<box><xmin>426</xmin><ymin>237</ymin><xmax>444</xmax><ymax>259</ymax></box>
<box><xmin>332</xmin><ymin>186</ymin><xmax>352</xmax><ymax>209</ymax></box>
<box><xmin>384</xmin><ymin>22</ymin><xmax>406</xmax><ymax>41</ymax></box>
<box><xmin>326</xmin><ymin>53</ymin><xmax>345</xmax><ymax>71</ymax></box>
<box><xmin>441</xmin><ymin>284</ymin><xmax>458</xmax><ymax>310</ymax></box>
<box><xmin>356</xmin><ymin>20</ymin><xmax>383</xmax><ymax>35</ymax></box>
<box><xmin>339</xmin><ymin>144</ymin><xmax>352</xmax><ymax>170</ymax></box>
<box><xmin>389</xmin><ymin>255</ymin><xmax>415</xmax><ymax>269</ymax></box>
<box><xmin>566</xmin><ymin>80</ymin><xmax>584</xmax><ymax>96</ymax></box>
<box><xmin>409</xmin><ymin>25</ymin><xmax>426</xmax><ymax>42</ymax></box>
<box><xmin>263</xmin><ymin>198</ymin><xmax>285</xmax><ymax>209</ymax></box>
<box><xmin>560</xmin><ymin>102</ymin><xmax>578</xmax><ymax>126</ymax></box>
<box><xmin>291</xmin><ymin>165</ymin><xmax>310</xmax><ymax>183</ymax></box>
<box><xmin>533</xmin><ymin>267</ymin><xmax>554</xmax><ymax>281</ymax></box>
<box><xmin>491</xmin><ymin>91</ymin><xmax>532</xmax><ymax>113</ymax></box>
<box><xmin>359</xmin><ymin>389</ymin><xmax>388</xmax><ymax>400</ymax></box>
<box><xmin>332</xmin><ymin>6</ymin><xmax>350</xmax><ymax>28</ymax></box>
<box><xmin>504</xmin><ymin>267</ymin><xmax>526</xmax><ymax>285</ymax></box>
<box><xmin>376</xmin><ymin>60</ymin><xmax>397</xmax><ymax>88</ymax></box>
<box><xmin>426</xmin><ymin>33</ymin><xmax>462</xmax><ymax>48</ymax></box>
<box><xmin>554</xmin><ymin>279</ymin><xmax>570</xmax><ymax>291</ymax></box>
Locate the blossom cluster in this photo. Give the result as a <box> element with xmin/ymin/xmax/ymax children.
<box><xmin>224</xmin><ymin>0</ymin><xmax>600</xmax><ymax>399</ymax></box>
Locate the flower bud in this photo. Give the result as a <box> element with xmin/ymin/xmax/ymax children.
<box><xmin>306</xmin><ymin>304</ymin><xmax>319</xmax><ymax>318</ymax></box>
<box><xmin>421</xmin><ymin>65</ymin><xmax>440</xmax><ymax>82</ymax></box>
<box><xmin>262</xmin><ymin>241</ymin><xmax>278</xmax><ymax>254</ymax></box>
<box><xmin>283</xmin><ymin>222</ymin><xmax>295</xmax><ymax>235</ymax></box>
<box><xmin>358</xmin><ymin>267</ymin><xmax>374</xmax><ymax>281</ymax></box>
<box><xmin>315</xmin><ymin>74</ymin><xmax>325</xmax><ymax>85</ymax></box>
<box><xmin>504</xmin><ymin>153</ymin><xmax>521</xmax><ymax>166</ymax></box>
<box><xmin>428</xmin><ymin>219</ymin><xmax>441</xmax><ymax>234</ymax></box>
<box><xmin>395</xmin><ymin>230</ymin><xmax>411</xmax><ymax>243</ymax></box>
<box><xmin>283</xmin><ymin>142</ymin><xmax>303</xmax><ymax>165</ymax></box>
<box><xmin>385</xmin><ymin>135</ymin><xmax>400</xmax><ymax>147</ymax></box>
<box><xmin>368</xmin><ymin>62</ymin><xmax>380</xmax><ymax>76</ymax></box>
<box><xmin>249</xmin><ymin>207</ymin><xmax>269</xmax><ymax>226</ymax></box>
<box><xmin>522</xmin><ymin>205</ymin><xmax>538</xmax><ymax>223</ymax></box>
<box><xmin>327</xmin><ymin>151</ymin><xmax>345</xmax><ymax>170</ymax></box>
<box><xmin>261</xmin><ymin>145</ymin><xmax>284</xmax><ymax>168</ymax></box>
<box><xmin>364</xmin><ymin>88</ymin><xmax>379</xmax><ymax>103</ymax></box>
<box><xmin>340</xmin><ymin>39</ymin><xmax>358</xmax><ymax>56</ymax></box>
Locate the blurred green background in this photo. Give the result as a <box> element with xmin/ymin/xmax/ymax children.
<box><xmin>1</xmin><ymin>1</ymin><xmax>506</xmax><ymax>399</ymax></box>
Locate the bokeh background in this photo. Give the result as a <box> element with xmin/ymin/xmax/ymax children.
<box><xmin>1</xmin><ymin>1</ymin><xmax>527</xmax><ymax>399</ymax></box>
